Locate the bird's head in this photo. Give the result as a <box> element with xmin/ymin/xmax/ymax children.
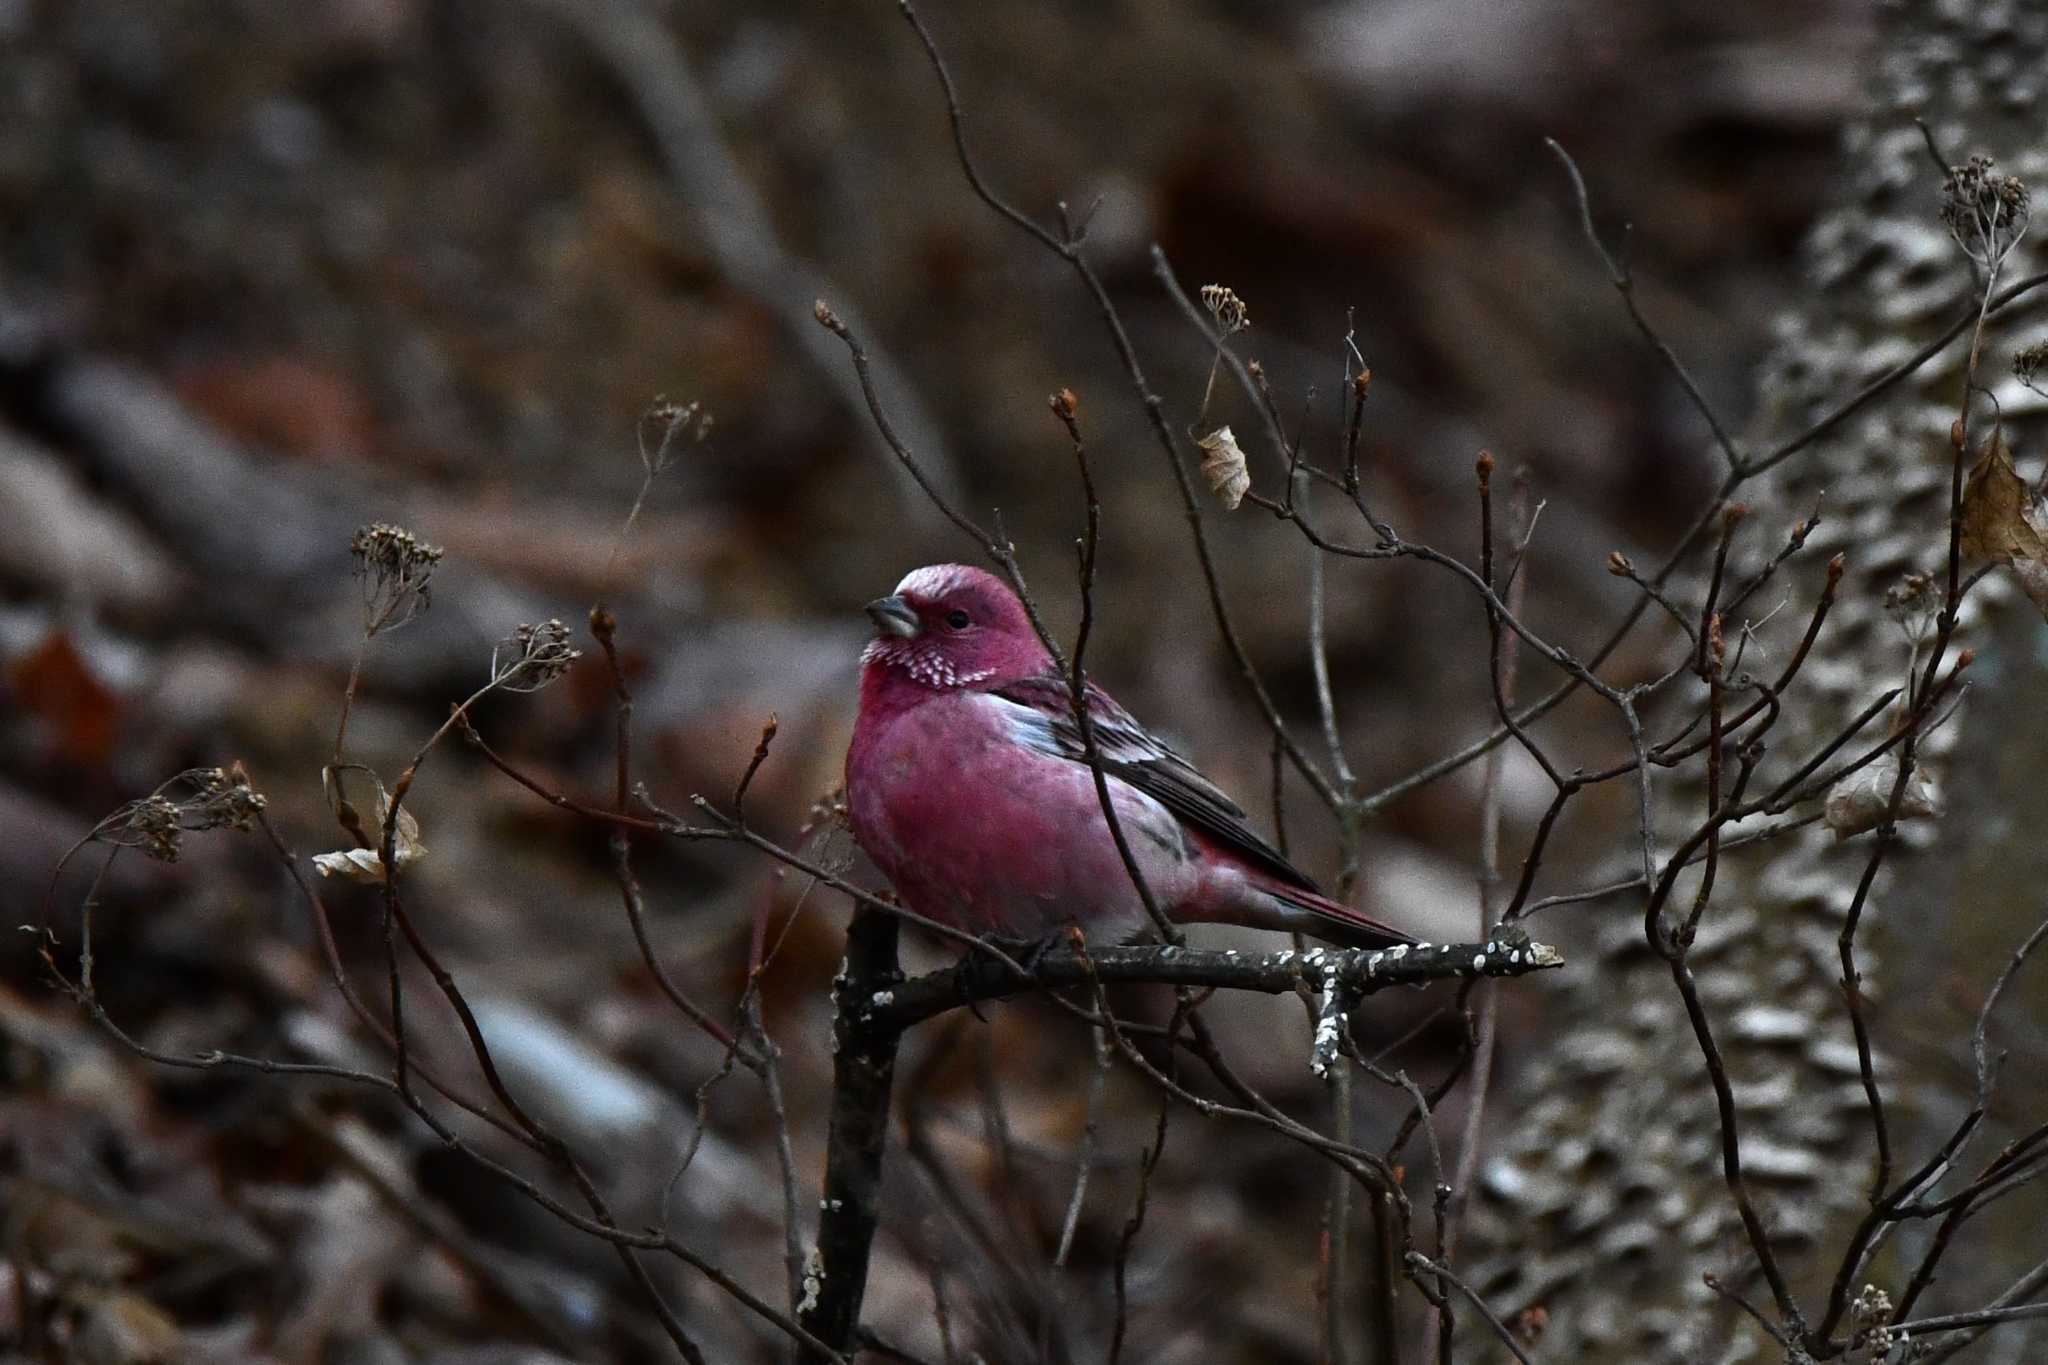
<box><xmin>860</xmin><ymin>564</ymin><xmax>1048</xmax><ymax>692</ymax></box>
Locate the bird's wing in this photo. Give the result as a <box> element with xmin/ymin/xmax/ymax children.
<box><xmin>988</xmin><ymin>672</ymin><xmax>1320</xmax><ymax>893</ymax></box>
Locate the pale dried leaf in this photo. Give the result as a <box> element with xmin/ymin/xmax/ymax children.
<box><xmin>1824</xmin><ymin>754</ymin><xmax>1940</xmax><ymax>839</ymax></box>
<box><xmin>312</xmin><ymin>848</ymin><xmax>385</xmax><ymax>883</ymax></box>
<box><xmin>313</xmin><ymin>802</ymin><xmax>425</xmax><ymax>883</ymax></box>
<box><xmin>1197</xmin><ymin>425</ymin><xmax>1250</xmax><ymax>510</ymax></box>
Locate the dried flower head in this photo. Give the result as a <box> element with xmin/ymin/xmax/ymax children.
<box><xmin>1883</xmin><ymin>571</ymin><xmax>1935</xmax><ymax>617</ymax></box>
<box><xmin>185</xmin><ymin>765</ymin><xmax>269</xmax><ymax>832</ymax></box>
<box><xmin>95</xmin><ymin>766</ymin><xmax>269</xmax><ymax>862</ymax></box>
<box><xmin>351</xmin><ymin>523</ymin><xmax>444</xmax><ymax>637</ymax></box>
<box><xmin>1200</xmin><ymin>284</ymin><xmax>1250</xmax><ymax>336</ymax></box>
<box><xmin>639</xmin><ymin>396</ymin><xmax>714</xmax><ymax>477</ymax></box>
<box><xmin>1846</xmin><ymin>1284</ymin><xmax>1896</xmax><ymax>1361</ymax></box>
<box><xmin>1940</xmin><ymin>154</ymin><xmax>2030</xmax><ymax>269</ymax></box>
<box><xmin>114</xmin><ymin>794</ymin><xmax>185</xmax><ymax>862</ymax></box>
<box><xmin>491</xmin><ymin>618</ymin><xmax>582</xmax><ymax>692</ymax></box>
<box><xmin>2016</xmin><ymin>339</ymin><xmax>2048</xmax><ymax>395</ymax></box>
<box><xmin>792</xmin><ymin>785</ymin><xmax>858</xmax><ymax>876</ymax></box>
<box><xmin>1884</xmin><ymin>569</ymin><xmax>1941</xmax><ymax>649</ymax></box>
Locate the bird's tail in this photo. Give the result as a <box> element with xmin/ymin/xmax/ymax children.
<box><xmin>1258</xmin><ymin>882</ymin><xmax>1417</xmax><ymax>949</ymax></box>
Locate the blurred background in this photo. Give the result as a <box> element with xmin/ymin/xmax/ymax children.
<box><xmin>0</xmin><ymin>0</ymin><xmax>1920</xmax><ymax>1360</ymax></box>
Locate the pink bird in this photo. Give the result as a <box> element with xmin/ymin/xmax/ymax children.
<box><xmin>845</xmin><ymin>564</ymin><xmax>1415</xmax><ymax>948</ymax></box>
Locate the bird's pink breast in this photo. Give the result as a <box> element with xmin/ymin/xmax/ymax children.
<box><xmin>846</xmin><ymin>685</ymin><xmax>1195</xmax><ymax>941</ymax></box>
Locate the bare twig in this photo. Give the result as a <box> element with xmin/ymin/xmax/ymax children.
<box><xmin>1546</xmin><ymin>138</ymin><xmax>1743</xmax><ymax>472</ymax></box>
<box><xmin>1053</xmin><ymin>1024</ymin><xmax>1112</xmax><ymax>1269</ymax></box>
<box><xmin>1407</xmin><ymin>1253</ymin><xmax>1541</xmax><ymax>1365</ymax></box>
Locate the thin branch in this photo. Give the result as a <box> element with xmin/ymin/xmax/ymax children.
<box><xmin>1917</xmin><ymin>1254</ymin><xmax>2048</xmax><ymax>1362</ymax></box>
<box><xmin>1053</xmin><ymin>1024</ymin><xmax>1112</xmax><ymax>1269</ymax></box>
<box><xmin>1109</xmin><ymin>1091</ymin><xmax>1172</xmax><ymax>1365</ymax></box>
<box><xmin>1897</xmin><ymin>1300</ymin><xmax>2048</xmax><ymax>1338</ymax></box>
<box><xmin>1545</xmin><ymin>138</ymin><xmax>1744</xmax><ymax>472</ymax></box>
<box><xmin>1406</xmin><ymin>1254</ymin><xmax>1540</xmax><ymax>1365</ymax></box>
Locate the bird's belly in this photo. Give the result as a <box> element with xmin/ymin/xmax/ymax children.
<box><xmin>852</xmin><ymin>707</ymin><xmax>1194</xmax><ymax>941</ymax></box>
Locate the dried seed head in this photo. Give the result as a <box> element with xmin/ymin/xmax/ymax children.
<box><xmin>1884</xmin><ymin>570</ymin><xmax>1935</xmax><ymax>617</ymax></box>
<box><xmin>639</xmin><ymin>396</ymin><xmax>713</xmax><ymax>477</ymax></box>
<box><xmin>119</xmin><ymin>795</ymin><xmax>184</xmax><ymax>862</ymax></box>
<box><xmin>185</xmin><ymin>765</ymin><xmax>268</xmax><ymax>832</ymax></box>
<box><xmin>2016</xmin><ymin>339</ymin><xmax>2048</xmax><ymax>394</ymax></box>
<box><xmin>351</xmin><ymin>523</ymin><xmax>443</xmax><ymax>637</ymax></box>
<box><xmin>491</xmin><ymin>618</ymin><xmax>582</xmax><ymax>692</ymax></box>
<box><xmin>95</xmin><ymin>766</ymin><xmax>269</xmax><ymax>861</ymax></box>
<box><xmin>1200</xmin><ymin>284</ymin><xmax>1250</xmax><ymax>335</ymax></box>
<box><xmin>1940</xmin><ymin>154</ymin><xmax>2030</xmax><ymax>268</ymax></box>
<box><xmin>1883</xmin><ymin>570</ymin><xmax>1939</xmax><ymax>646</ymax></box>
<box><xmin>1847</xmin><ymin>1284</ymin><xmax>1897</xmax><ymax>1358</ymax></box>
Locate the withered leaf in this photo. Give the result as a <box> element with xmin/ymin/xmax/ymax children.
<box><xmin>314</xmin><ymin>785</ymin><xmax>426</xmax><ymax>884</ymax></box>
<box><xmin>1197</xmin><ymin>425</ymin><xmax>1250</xmax><ymax>510</ymax></box>
<box><xmin>1824</xmin><ymin>753</ymin><xmax>1940</xmax><ymax>839</ymax></box>
<box><xmin>1959</xmin><ymin>429</ymin><xmax>2048</xmax><ymax>618</ymax></box>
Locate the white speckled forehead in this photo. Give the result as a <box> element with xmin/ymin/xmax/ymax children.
<box><xmin>893</xmin><ymin>564</ymin><xmax>982</xmax><ymax>601</ymax></box>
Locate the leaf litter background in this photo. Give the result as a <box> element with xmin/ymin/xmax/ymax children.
<box><xmin>3</xmin><ymin>0</ymin><xmax>2041</xmax><ymax>1361</ymax></box>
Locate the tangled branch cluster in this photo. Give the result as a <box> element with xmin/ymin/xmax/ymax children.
<box><xmin>35</xmin><ymin>9</ymin><xmax>2048</xmax><ymax>1365</ymax></box>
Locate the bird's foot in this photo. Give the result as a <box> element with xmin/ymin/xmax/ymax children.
<box><xmin>978</xmin><ymin>926</ymin><xmax>1085</xmax><ymax>977</ymax></box>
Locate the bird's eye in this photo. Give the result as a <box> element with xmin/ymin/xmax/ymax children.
<box><xmin>945</xmin><ymin>609</ymin><xmax>972</xmax><ymax>630</ymax></box>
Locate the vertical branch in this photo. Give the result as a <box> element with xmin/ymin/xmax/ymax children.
<box><xmin>1304</xmin><ymin>465</ymin><xmax>1365</xmax><ymax>897</ymax></box>
<box><xmin>1370</xmin><ymin>1188</ymin><xmax>1403</xmax><ymax>1365</ymax></box>
<box><xmin>1110</xmin><ymin>1090</ymin><xmax>1173</xmax><ymax>1365</ymax></box>
<box><xmin>1429</xmin><ymin>462</ymin><xmax>1535</xmax><ymax>1357</ymax></box>
<box><xmin>801</xmin><ymin>908</ymin><xmax>905</xmax><ymax>1360</ymax></box>
<box><xmin>1326</xmin><ymin>1056</ymin><xmax>1358</xmax><ymax>1365</ymax></box>
<box><xmin>1308</xmin><ymin>516</ymin><xmax>1355</xmax><ymax>792</ymax></box>
<box><xmin>1052</xmin><ymin>388</ymin><xmax>1180</xmax><ymax>943</ymax></box>
<box><xmin>1054</xmin><ymin>1025</ymin><xmax>1112</xmax><ymax>1268</ymax></box>
<box><xmin>749</xmin><ymin>992</ymin><xmax>806</xmax><ymax>1313</ymax></box>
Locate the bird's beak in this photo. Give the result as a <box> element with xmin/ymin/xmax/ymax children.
<box><xmin>864</xmin><ymin>594</ymin><xmax>920</xmax><ymax>638</ymax></box>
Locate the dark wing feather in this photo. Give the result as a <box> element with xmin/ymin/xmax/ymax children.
<box><xmin>990</xmin><ymin>672</ymin><xmax>1320</xmax><ymax>893</ymax></box>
